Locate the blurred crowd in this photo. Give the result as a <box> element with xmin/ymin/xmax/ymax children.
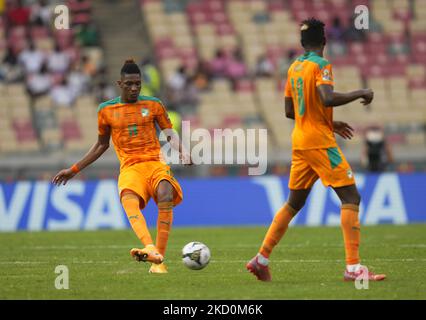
<box><xmin>0</xmin><ymin>0</ymin><xmax>111</xmax><ymax>108</ymax></box>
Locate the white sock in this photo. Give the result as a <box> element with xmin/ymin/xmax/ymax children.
<box><xmin>257</xmin><ymin>253</ymin><xmax>269</xmax><ymax>266</ymax></box>
<box><xmin>346</xmin><ymin>263</ymin><xmax>361</xmax><ymax>272</ymax></box>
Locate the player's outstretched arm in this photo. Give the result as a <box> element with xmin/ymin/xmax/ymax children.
<box><xmin>317</xmin><ymin>84</ymin><xmax>374</xmax><ymax>107</ymax></box>
<box><xmin>52</xmin><ymin>134</ymin><xmax>110</xmax><ymax>186</ymax></box>
<box><xmin>165</xmin><ymin>130</ymin><xmax>193</xmax><ymax>165</ymax></box>
<box><xmin>285</xmin><ymin>97</ymin><xmax>295</xmax><ymax>119</ymax></box>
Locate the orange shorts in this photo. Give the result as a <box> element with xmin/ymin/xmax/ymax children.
<box><xmin>118</xmin><ymin>161</ymin><xmax>183</xmax><ymax>209</ymax></box>
<box><xmin>289</xmin><ymin>147</ymin><xmax>355</xmax><ymax>190</ymax></box>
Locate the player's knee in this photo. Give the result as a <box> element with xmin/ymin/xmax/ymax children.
<box><xmin>156</xmin><ymin>182</ymin><xmax>174</xmax><ymax>203</ymax></box>
<box><xmin>287</xmin><ymin>200</ymin><xmax>306</xmax><ymax>212</ymax></box>
<box><xmin>344</xmin><ymin>190</ymin><xmax>361</xmax><ymax>206</ymax></box>
<box><xmin>353</xmin><ymin>191</ymin><xmax>361</xmax><ymax>206</ymax></box>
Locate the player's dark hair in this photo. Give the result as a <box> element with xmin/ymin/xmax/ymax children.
<box><xmin>120</xmin><ymin>58</ymin><xmax>141</xmax><ymax>76</ymax></box>
<box><xmin>300</xmin><ymin>18</ymin><xmax>326</xmax><ymax>48</ymax></box>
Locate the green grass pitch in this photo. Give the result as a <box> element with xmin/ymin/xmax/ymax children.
<box><xmin>0</xmin><ymin>224</ymin><xmax>425</xmax><ymax>299</ymax></box>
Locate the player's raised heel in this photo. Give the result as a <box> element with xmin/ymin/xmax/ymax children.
<box><xmin>246</xmin><ymin>256</ymin><xmax>271</xmax><ymax>282</ymax></box>
<box><xmin>343</xmin><ymin>266</ymin><xmax>386</xmax><ymax>281</ymax></box>
<box><xmin>130</xmin><ymin>247</ymin><xmax>164</xmax><ymax>264</ymax></box>
<box><xmin>149</xmin><ymin>263</ymin><xmax>168</xmax><ymax>274</ymax></box>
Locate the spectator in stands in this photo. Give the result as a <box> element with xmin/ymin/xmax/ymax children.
<box><xmin>210</xmin><ymin>49</ymin><xmax>227</xmax><ymax>78</ymax></box>
<box><xmin>0</xmin><ymin>0</ymin><xmax>5</xmax><ymax>15</ymax></box>
<box><xmin>343</xmin><ymin>15</ymin><xmax>367</xmax><ymax>42</ymax></box>
<box><xmin>166</xmin><ymin>65</ymin><xmax>188</xmax><ymax>108</ymax></box>
<box><xmin>180</xmin><ymin>75</ymin><xmax>200</xmax><ymax>115</ymax></box>
<box><xmin>68</xmin><ymin>62</ymin><xmax>90</xmax><ymax>97</ymax></box>
<box><xmin>81</xmin><ymin>54</ymin><xmax>97</xmax><ymax>77</ymax></box>
<box><xmin>6</xmin><ymin>0</ymin><xmax>31</xmax><ymax>27</ymax></box>
<box><xmin>327</xmin><ymin>17</ymin><xmax>346</xmax><ymax>56</ymax></box>
<box><xmin>225</xmin><ymin>48</ymin><xmax>248</xmax><ymax>84</ymax></box>
<box><xmin>47</xmin><ymin>43</ymin><xmax>71</xmax><ymax>74</ymax></box>
<box><xmin>75</xmin><ymin>22</ymin><xmax>99</xmax><ymax>47</ymax></box>
<box><xmin>26</xmin><ymin>62</ymin><xmax>51</xmax><ymax>105</ymax></box>
<box><xmin>94</xmin><ymin>80</ymin><xmax>116</xmax><ymax>104</ymax></box>
<box><xmin>0</xmin><ymin>47</ymin><xmax>23</xmax><ymax>82</ymax></box>
<box><xmin>278</xmin><ymin>49</ymin><xmax>296</xmax><ymax>78</ymax></box>
<box><xmin>50</xmin><ymin>77</ymin><xmax>76</xmax><ymax>108</ymax></box>
<box><xmin>362</xmin><ymin>125</ymin><xmax>394</xmax><ymax>172</ymax></box>
<box><xmin>140</xmin><ymin>58</ymin><xmax>161</xmax><ymax>97</ymax></box>
<box><xmin>18</xmin><ymin>41</ymin><xmax>45</xmax><ymax>75</ymax></box>
<box><xmin>192</xmin><ymin>60</ymin><xmax>211</xmax><ymax>91</ymax></box>
<box><xmin>328</xmin><ymin>17</ymin><xmax>345</xmax><ymax>42</ymax></box>
<box><xmin>167</xmin><ymin>105</ymin><xmax>182</xmax><ymax>134</ymax></box>
<box><xmin>30</xmin><ymin>0</ymin><xmax>52</xmax><ymax>27</ymax></box>
<box><xmin>255</xmin><ymin>54</ymin><xmax>274</xmax><ymax>77</ymax></box>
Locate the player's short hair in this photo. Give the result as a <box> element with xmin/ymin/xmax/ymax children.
<box><xmin>120</xmin><ymin>58</ymin><xmax>141</xmax><ymax>76</ymax></box>
<box><xmin>300</xmin><ymin>18</ymin><xmax>326</xmax><ymax>48</ymax></box>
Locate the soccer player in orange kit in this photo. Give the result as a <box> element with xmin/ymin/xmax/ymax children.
<box><xmin>247</xmin><ymin>18</ymin><xmax>386</xmax><ymax>282</ymax></box>
<box><xmin>52</xmin><ymin>59</ymin><xmax>190</xmax><ymax>274</ymax></box>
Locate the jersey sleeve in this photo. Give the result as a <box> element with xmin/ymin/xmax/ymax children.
<box><xmin>315</xmin><ymin>63</ymin><xmax>334</xmax><ymax>87</ymax></box>
<box><xmin>97</xmin><ymin>109</ymin><xmax>110</xmax><ymax>136</ymax></box>
<box><xmin>155</xmin><ymin>101</ymin><xmax>173</xmax><ymax>130</ymax></box>
<box><xmin>284</xmin><ymin>77</ymin><xmax>292</xmax><ymax>98</ymax></box>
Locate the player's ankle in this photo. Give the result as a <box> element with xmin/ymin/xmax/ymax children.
<box><xmin>257</xmin><ymin>253</ymin><xmax>269</xmax><ymax>266</ymax></box>
<box><xmin>346</xmin><ymin>263</ymin><xmax>361</xmax><ymax>272</ymax></box>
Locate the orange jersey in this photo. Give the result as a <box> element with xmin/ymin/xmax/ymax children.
<box><xmin>97</xmin><ymin>95</ymin><xmax>173</xmax><ymax>170</ymax></box>
<box><xmin>284</xmin><ymin>51</ymin><xmax>336</xmax><ymax>150</ymax></box>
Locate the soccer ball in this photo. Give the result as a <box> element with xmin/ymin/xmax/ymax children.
<box><xmin>182</xmin><ymin>241</ymin><xmax>211</xmax><ymax>270</ymax></box>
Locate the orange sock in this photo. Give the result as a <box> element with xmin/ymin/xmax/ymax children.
<box><xmin>156</xmin><ymin>201</ymin><xmax>173</xmax><ymax>257</ymax></box>
<box><xmin>341</xmin><ymin>204</ymin><xmax>360</xmax><ymax>265</ymax></box>
<box><xmin>121</xmin><ymin>193</ymin><xmax>153</xmax><ymax>246</ymax></box>
<box><xmin>259</xmin><ymin>203</ymin><xmax>298</xmax><ymax>258</ymax></box>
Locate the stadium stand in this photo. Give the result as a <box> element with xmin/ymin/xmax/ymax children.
<box><xmin>140</xmin><ymin>0</ymin><xmax>425</xmax><ymax>165</ymax></box>
<box><xmin>0</xmin><ymin>0</ymin><xmax>425</xmax><ymax>179</ymax></box>
<box><xmin>0</xmin><ymin>0</ymin><xmax>104</xmax><ymax>158</ymax></box>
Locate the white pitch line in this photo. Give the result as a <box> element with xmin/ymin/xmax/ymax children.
<box><xmin>22</xmin><ymin>243</ymin><xmax>426</xmax><ymax>250</ymax></box>
<box><xmin>0</xmin><ymin>258</ymin><xmax>425</xmax><ymax>266</ymax></box>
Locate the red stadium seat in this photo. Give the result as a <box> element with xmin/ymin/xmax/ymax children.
<box><xmin>188</xmin><ymin>12</ymin><xmax>209</xmax><ymax>25</ymax></box>
<box><xmin>67</xmin><ymin>0</ymin><xmax>91</xmax><ymax>13</ymax></box>
<box><xmin>235</xmin><ymin>79</ymin><xmax>255</xmax><ymax>92</ymax></box>
<box><xmin>72</xmin><ymin>13</ymin><xmax>91</xmax><ymax>26</ymax></box>
<box><xmin>205</xmin><ymin>0</ymin><xmax>224</xmax><ymax>13</ymax></box>
<box><xmin>8</xmin><ymin>26</ymin><xmax>27</xmax><ymax>42</ymax></box>
<box><xmin>12</xmin><ymin>120</ymin><xmax>37</xmax><ymax>142</ymax></box>
<box><xmin>408</xmin><ymin>78</ymin><xmax>426</xmax><ymax>89</ymax></box>
<box><xmin>222</xmin><ymin>115</ymin><xmax>243</xmax><ymax>127</ymax></box>
<box><xmin>267</xmin><ymin>0</ymin><xmax>285</xmax><ymax>12</ymax></box>
<box><xmin>61</xmin><ymin>120</ymin><xmax>82</xmax><ymax>141</ymax></box>
<box><xmin>156</xmin><ymin>46</ymin><xmax>178</xmax><ymax>59</ymax></box>
<box><xmin>30</xmin><ymin>26</ymin><xmax>49</xmax><ymax>40</ymax></box>
<box><xmin>211</xmin><ymin>12</ymin><xmax>228</xmax><ymax>25</ymax></box>
<box><xmin>216</xmin><ymin>23</ymin><xmax>235</xmax><ymax>36</ymax></box>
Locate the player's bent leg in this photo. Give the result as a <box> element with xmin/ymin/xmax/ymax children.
<box><xmin>333</xmin><ymin>184</ymin><xmax>386</xmax><ymax>281</ymax></box>
<box><xmin>260</xmin><ymin>189</ymin><xmax>310</xmax><ymax>258</ymax></box>
<box><xmin>247</xmin><ymin>189</ymin><xmax>310</xmax><ymax>282</ymax></box>
<box><xmin>121</xmin><ymin>190</ymin><xmax>164</xmax><ymax>264</ymax></box>
<box><xmin>155</xmin><ymin>180</ymin><xmax>174</xmax><ymax>259</ymax></box>
<box><xmin>121</xmin><ymin>190</ymin><xmax>153</xmax><ymax>247</ymax></box>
